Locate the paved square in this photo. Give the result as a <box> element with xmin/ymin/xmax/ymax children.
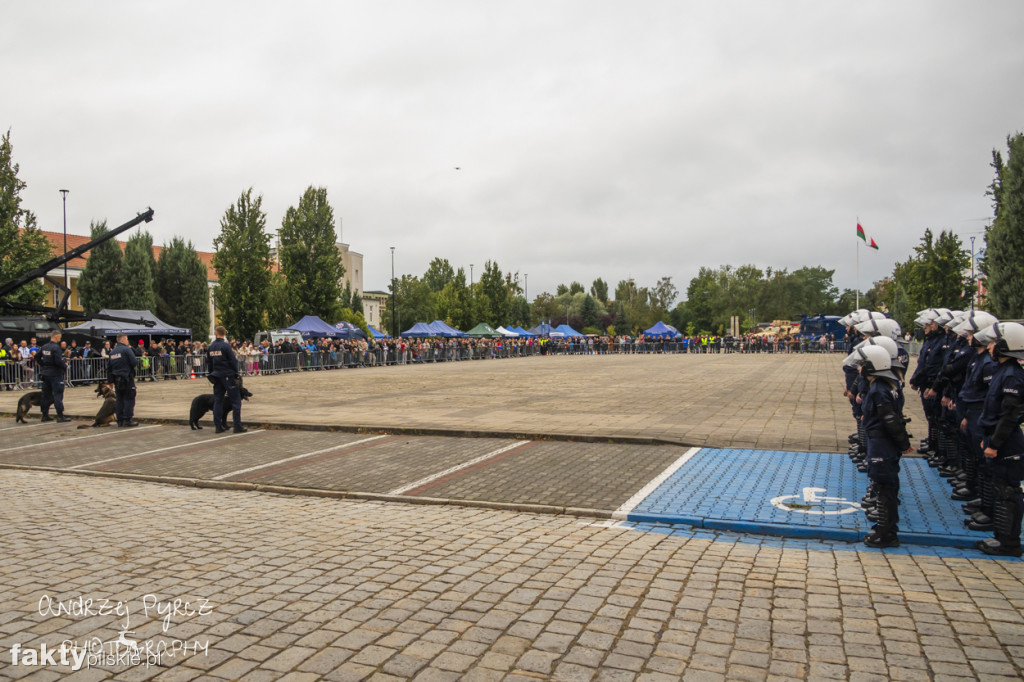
<box><xmin>50</xmin><ymin>353</ymin><xmax>915</xmax><ymax>452</ymax></box>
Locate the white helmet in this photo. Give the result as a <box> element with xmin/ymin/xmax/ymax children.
<box><xmin>855</xmin><ymin>336</ymin><xmax>903</xmax><ymax>369</ymax></box>
<box><xmin>976</xmin><ymin>322</ymin><xmax>1024</xmax><ymax>361</ymax></box>
<box><xmin>952</xmin><ymin>311</ymin><xmax>999</xmax><ymax>338</ymax></box>
<box><xmin>934</xmin><ymin>309</ymin><xmax>963</xmax><ymax>328</ymax></box>
<box><xmin>914</xmin><ymin>308</ymin><xmax>941</xmax><ymax>328</ymax></box>
<box><xmin>843</xmin><ymin>344</ymin><xmax>900</xmax><ymax>381</ymax></box>
<box><xmin>855</xmin><ymin>317</ymin><xmax>902</xmax><ymax>340</ymax></box>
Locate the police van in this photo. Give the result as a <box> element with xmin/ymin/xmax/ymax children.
<box><xmin>253</xmin><ymin>329</ymin><xmax>303</xmax><ymax>346</ymax></box>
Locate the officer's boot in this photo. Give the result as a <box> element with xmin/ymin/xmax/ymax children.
<box><xmin>952</xmin><ymin>441</ymin><xmax>977</xmax><ymax>501</ymax></box>
<box><xmin>977</xmin><ymin>482</ymin><xmax>1023</xmax><ymax>557</ymax></box>
<box><xmin>937</xmin><ymin>426</ymin><xmax>956</xmax><ymax>476</ymax></box>
<box><xmin>921</xmin><ymin>421</ymin><xmax>937</xmax><ymax>459</ymax></box>
<box><xmin>968</xmin><ymin>471</ymin><xmax>996</xmax><ymax>530</ymax></box>
<box><xmin>861</xmin><ymin>482</ymin><xmax>877</xmax><ymax>509</ymax></box>
<box><xmin>40</xmin><ymin>412</ymin><xmax>53</xmax><ymax>422</ymax></box>
<box><xmin>864</xmin><ymin>485</ymin><xmax>899</xmax><ymax>548</ymax></box>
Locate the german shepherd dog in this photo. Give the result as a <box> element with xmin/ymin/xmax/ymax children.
<box><xmin>78</xmin><ymin>383</ymin><xmax>117</xmax><ymax>428</ymax></box>
<box><xmin>189</xmin><ymin>381</ymin><xmax>253</xmax><ymax>430</ymax></box>
<box><xmin>15</xmin><ymin>390</ymin><xmax>42</xmax><ymax>423</ymax></box>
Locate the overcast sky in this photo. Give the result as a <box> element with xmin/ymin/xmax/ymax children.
<box><xmin>3</xmin><ymin>1</ymin><xmax>1022</xmax><ymax>303</ymax></box>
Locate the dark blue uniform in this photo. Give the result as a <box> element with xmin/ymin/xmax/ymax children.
<box><xmin>108</xmin><ymin>342</ymin><xmax>138</xmax><ymax>424</ymax></box>
<box><xmin>978</xmin><ymin>359</ymin><xmax>1024</xmax><ymax>553</ymax></box>
<box><xmin>861</xmin><ymin>377</ymin><xmax>911</xmax><ymax>542</ymax></box>
<box><xmin>909</xmin><ymin>329</ymin><xmax>945</xmax><ymax>452</ymax></box>
<box><xmin>36</xmin><ymin>340</ymin><xmax>67</xmax><ymax>419</ymax></box>
<box><xmin>959</xmin><ymin>349</ymin><xmax>997</xmax><ymax>524</ymax></box>
<box><xmin>207</xmin><ymin>337</ymin><xmax>242</xmax><ymax>430</ymax></box>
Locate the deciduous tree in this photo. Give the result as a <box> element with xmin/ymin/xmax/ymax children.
<box><xmin>213</xmin><ymin>188</ymin><xmax>272</xmax><ymax>340</ymax></box>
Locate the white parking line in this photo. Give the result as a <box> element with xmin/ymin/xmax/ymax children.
<box><xmin>611</xmin><ymin>446</ymin><xmax>701</xmax><ymax>520</ymax></box>
<box><xmin>0</xmin><ymin>422</ymin><xmax>50</xmax><ymax>432</ymax></box>
<box><xmin>0</xmin><ymin>425</ymin><xmax>159</xmax><ymax>453</ymax></box>
<box><xmin>212</xmin><ymin>434</ymin><xmax>388</xmax><ymax>481</ymax></box>
<box><xmin>388</xmin><ymin>440</ymin><xmax>529</xmax><ymax>496</ymax></box>
<box><xmin>70</xmin><ymin>429</ymin><xmax>264</xmax><ymax>469</ymax></box>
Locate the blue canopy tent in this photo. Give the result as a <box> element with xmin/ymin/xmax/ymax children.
<box><xmin>643</xmin><ymin>321</ymin><xmax>680</xmax><ymax>339</ymax></box>
<box><xmin>401</xmin><ymin>322</ymin><xmax>437</xmax><ymax>338</ymax></box>
<box><xmin>528</xmin><ymin>322</ymin><xmax>556</xmax><ymax>337</ymax></box>
<box><xmin>554</xmin><ymin>324</ymin><xmax>585</xmax><ymax>338</ymax></box>
<box><xmin>367</xmin><ymin>325</ymin><xmax>390</xmax><ymax>339</ymax></box>
<box><xmin>333</xmin><ymin>321</ymin><xmax>368</xmax><ymax>340</ymax></box>
<box><xmin>429</xmin><ymin>320</ymin><xmax>467</xmax><ymax>338</ymax></box>
<box><xmin>512</xmin><ymin>326</ymin><xmax>536</xmax><ymax>337</ymax></box>
<box><xmin>290</xmin><ymin>315</ymin><xmax>342</xmax><ymax>339</ymax></box>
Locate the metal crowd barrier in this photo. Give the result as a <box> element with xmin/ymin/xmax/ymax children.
<box><xmin>0</xmin><ymin>337</ymin><xmax>853</xmax><ymax>392</ymax></box>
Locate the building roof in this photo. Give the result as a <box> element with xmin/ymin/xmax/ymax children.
<box><xmin>36</xmin><ymin>230</ymin><xmax>218</xmax><ymax>281</ymax></box>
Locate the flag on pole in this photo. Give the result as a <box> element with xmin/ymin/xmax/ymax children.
<box><xmin>857</xmin><ymin>223</ymin><xmax>867</xmax><ymax>242</ymax></box>
<box><xmin>869</xmin><ymin>237</ymin><xmax>879</xmax><ymax>250</ymax></box>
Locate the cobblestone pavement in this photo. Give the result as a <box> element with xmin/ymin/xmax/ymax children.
<box><xmin>2</xmin><ymin>470</ymin><xmax>1024</xmax><ymax>682</ymax></box>
<box><xmin>41</xmin><ymin>353</ymin><xmax>918</xmax><ymax>453</ymax></box>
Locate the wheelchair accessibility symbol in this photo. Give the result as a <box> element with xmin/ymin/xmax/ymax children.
<box><xmin>770</xmin><ymin>487</ymin><xmax>862</xmax><ymax>515</ymax></box>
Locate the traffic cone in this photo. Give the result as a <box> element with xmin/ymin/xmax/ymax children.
<box><xmin>190</xmin><ymin>367</ymin><xmax>196</xmax><ymax>380</ymax></box>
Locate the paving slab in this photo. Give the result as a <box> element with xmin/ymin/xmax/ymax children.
<box><xmin>1</xmin><ymin>470</ymin><xmax>1023</xmax><ymax>681</ymax></box>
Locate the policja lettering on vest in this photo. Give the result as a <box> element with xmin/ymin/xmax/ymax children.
<box><xmin>37</xmin><ymin>330</ymin><xmax>72</xmax><ymax>423</ymax></box>
<box><xmin>206</xmin><ymin>325</ymin><xmax>246</xmax><ymax>434</ymax></box>
<box><xmin>107</xmin><ymin>334</ymin><xmax>139</xmax><ymax>427</ymax></box>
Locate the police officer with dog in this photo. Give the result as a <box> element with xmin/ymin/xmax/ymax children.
<box><xmin>107</xmin><ymin>333</ymin><xmax>139</xmax><ymax>427</ymax></box>
<box><xmin>37</xmin><ymin>330</ymin><xmax>71</xmax><ymax>422</ymax></box>
<box><xmin>207</xmin><ymin>326</ymin><xmax>246</xmax><ymax>434</ymax></box>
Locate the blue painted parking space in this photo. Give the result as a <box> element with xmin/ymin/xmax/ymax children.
<box><xmin>627</xmin><ymin>447</ymin><xmax>1001</xmax><ymax>550</ymax></box>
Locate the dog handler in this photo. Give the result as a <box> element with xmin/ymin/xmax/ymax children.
<box><xmin>108</xmin><ymin>334</ymin><xmax>138</xmax><ymax>427</ymax></box>
<box><xmin>37</xmin><ymin>330</ymin><xmax>71</xmax><ymax>423</ymax></box>
<box><xmin>207</xmin><ymin>326</ymin><xmax>246</xmax><ymax>434</ymax></box>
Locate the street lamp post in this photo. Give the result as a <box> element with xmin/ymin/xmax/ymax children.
<box><xmin>390</xmin><ymin>247</ymin><xmax>396</xmax><ymax>335</ymax></box>
<box><xmin>524</xmin><ymin>273</ymin><xmax>528</xmax><ymax>302</ymax></box>
<box><xmin>970</xmin><ymin>236</ymin><xmax>976</xmax><ymax>311</ymax></box>
<box><xmin>60</xmin><ymin>189</ymin><xmax>69</xmax><ymax>306</ymax></box>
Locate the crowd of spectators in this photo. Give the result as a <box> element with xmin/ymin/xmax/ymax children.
<box><xmin>0</xmin><ymin>330</ymin><xmax>852</xmax><ymax>391</ymax></box>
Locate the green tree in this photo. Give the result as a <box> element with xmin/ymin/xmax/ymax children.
<box><xmin>0</xmin><ymin>130</ymin><xmax>52</xmax><ymax>307</ymax></box>
<box><xmin>650</xmin><ymin>277</ymin><xmax>678</xmax><ymax>311</ymax></box>
<box><xmin>264</xmin><ymin>272</ymin><xmax>291</xmax><ymax>330</ymax></box>
<box><xmin>76</xmin><ymin>220</ymin><xmax>123</xmax><ymax>312</ymax></box>
<box><xmin>155</xmin><ymin>237</ymin><xmax>210</xmax><ymax>340</ymax></box>
<box><xmin>580</xmin><ymin>294</ymin><xmax>600</xmax><ymax>329</ymax></box>
<box><xmin>530</xmin><ymin>292</ymin><xmax>559</xmax><ymax>325</ymax></box>
<box><xmin>213</xmin><ymin>188</ymin><xmax>272</xmax><ymax>340</ymax></box>
<box><xmin>388</xmin><ymin>274</ymin><xmax>435</xmax><ymax>334</ymax></box>
<box><xmin>424</xmin><ymin>258</ymin><xmax>456</xmax><ymax>293</ymax></box>
<box><xmin>279</xmin><ymin>186</ymin><xmax>345</xmax><ymax>321</ymax></box>
<box><xmin>120</xmin><ymin>231</ymin><xmax>157</xmax><ymax>312</ymax></box>
<box><xmin>590</xmin><ymin>277</ymin><xmax>609</xmax><ymax>305</ymax></box>
<box><xmin>885</xmin><ymin>228</ymin><xmax>969</xmax><ymax>328</ymax></box>
<box><xmin>555</xmin><ymin>283</ymin><xmax>569</xmax><ymax>296</ymax></box>
<box><xmin>350</xmin><ymin>290</ymin><xmax>364</xmax><ymax>315</ymax></box>
<box><xmin>568</xmin><ymin>281</ymin><xmax>584</xmax><ymax>295</ymax></box>
<box><xmin>479</xmin><ymin>260</ymin><xmax>508</xmax><ymax>326</ymax></box>
<box><xmin>983</xmin><ymin>132</ymin><xmax>1024</xmax><ymax>317</ymax></box>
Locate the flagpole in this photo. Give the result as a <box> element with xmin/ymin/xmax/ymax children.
<box><xmin>856</xmin><ymin>239</ymin><xmax>860</xmax><ymax>309</ymax></box>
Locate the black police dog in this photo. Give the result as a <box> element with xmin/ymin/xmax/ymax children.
<box><xmin>189</xmin><ymin>383</ymin><xmax>253</xmax><ymax>430</ymax></box>
<box><xmin>15</xmin><ymin>390</ymin><xmax>42</xmax><ymax>423</ymax></box>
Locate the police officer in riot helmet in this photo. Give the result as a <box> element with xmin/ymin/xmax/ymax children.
<box><xmin>846</xmin><ymin>344</ymin><xmax>915</xmax><ymax>548</ymax></box>
<box><xmin>973</xmin><ymin>322</ymin><xmax>1024</xmax><ymax>557</ymax></box>
<box><xmin>207</xmin><ymin>325</ymin><xmax>246</xmax><ymax>434</ymax></box>
<box><xmin>37</xmin><ymin>330</ymin><xmax>72</xmax><ymax>423</ymax></box>
<box><xmin>108</xmin><ymin>334</ymin><xmax>139</xmax><ymax>427</ymax></box>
